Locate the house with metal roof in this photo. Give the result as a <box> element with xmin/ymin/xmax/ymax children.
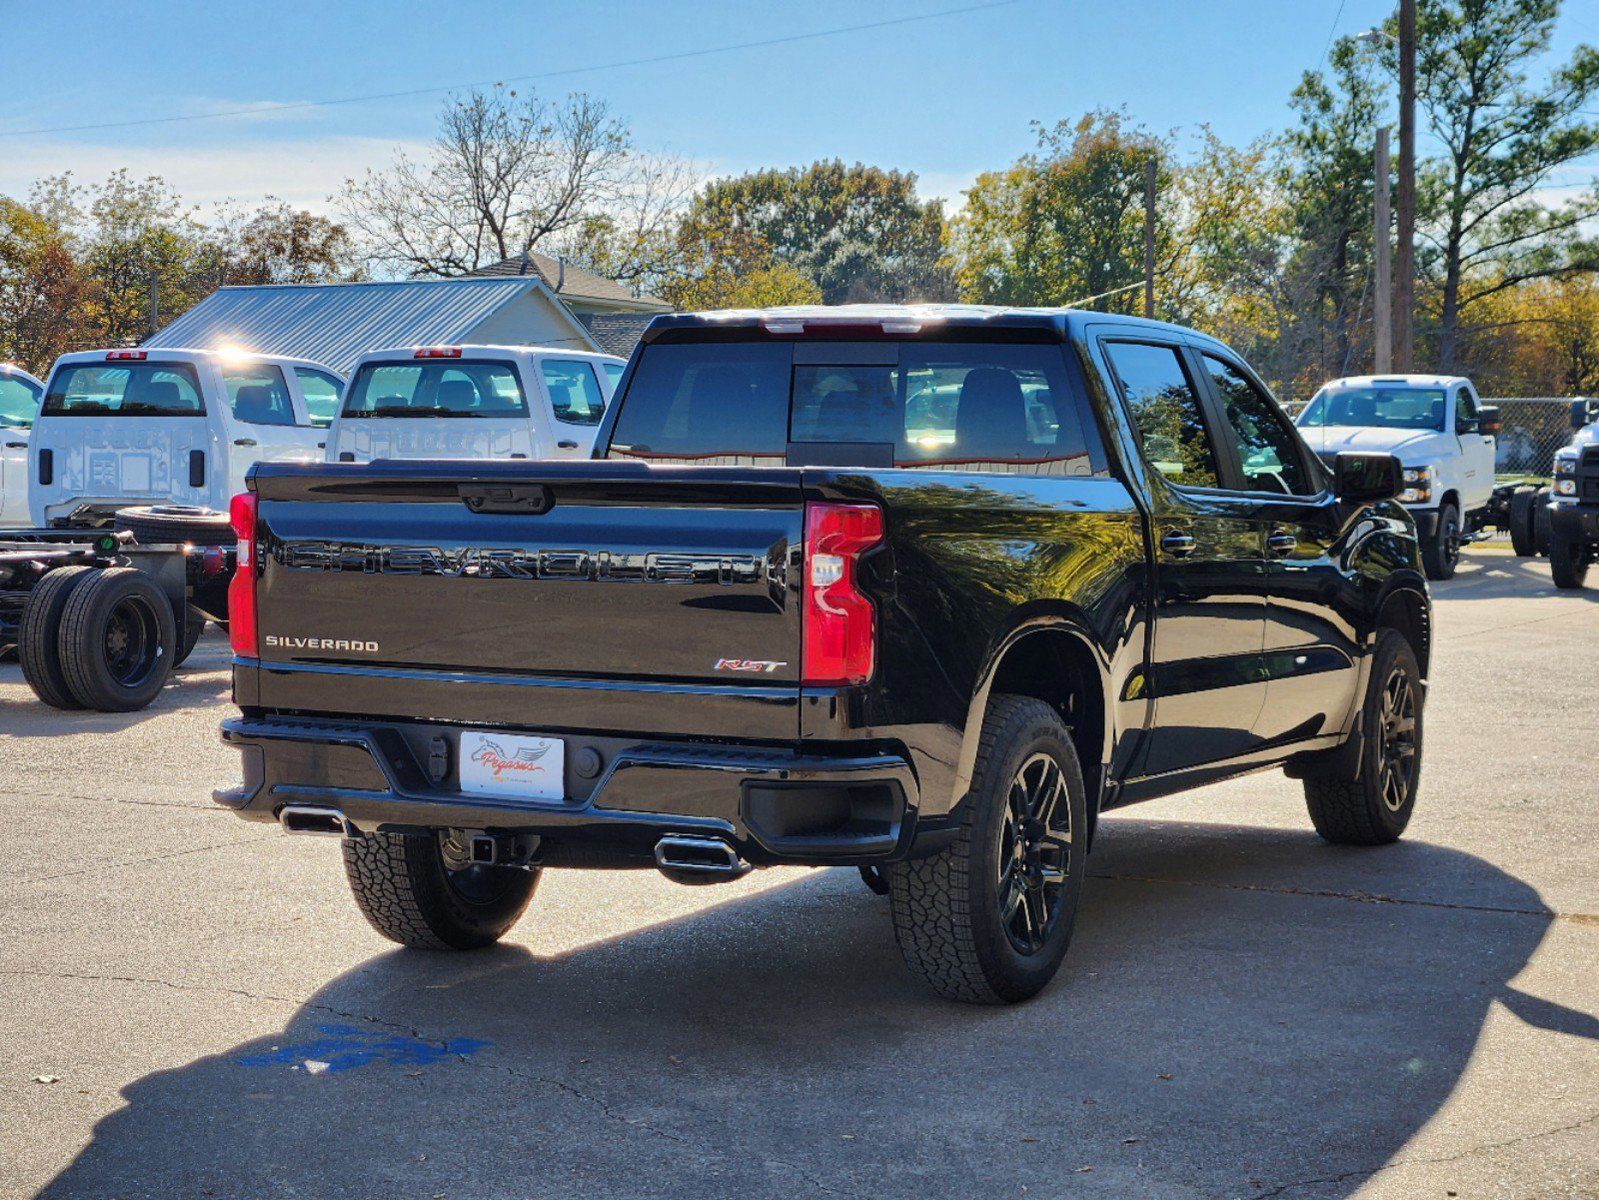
<box><xmin>146</xmin><ymin>260</ymin><xmax>671</xmax><ymax>374</ymax></box>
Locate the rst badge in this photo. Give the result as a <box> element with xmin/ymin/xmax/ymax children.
<box><xmin>714</xmin><ymin>658</ymin><xmax>788</xmax><ymax>674</ymax></box>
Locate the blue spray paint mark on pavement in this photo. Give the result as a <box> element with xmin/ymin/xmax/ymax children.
<box><xmin>239</xmin><ymin>1024</ymin><xmax>491</xmax><ymax>1073</ymax></box>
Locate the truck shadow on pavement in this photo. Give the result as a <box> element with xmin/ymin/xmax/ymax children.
<box><xmin>1446</xmin><ymin>552</ymin><xmax>1599</xmax><ymax>603</ymax></box>
<box><xmin>0</xmin><ymin>637</ymin><xmax>231</xmax><ymax>736</ymax></box>
<box><xmin>36</xmin><ymin>819</ymin><xmax>1598</xmax><ymax>1200</ymax></box>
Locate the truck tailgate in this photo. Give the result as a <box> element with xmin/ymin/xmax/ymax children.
<box><xmin>251</xmin><ymin>462</ymin><xmax>803</xmax><ymax>699</ymax></box>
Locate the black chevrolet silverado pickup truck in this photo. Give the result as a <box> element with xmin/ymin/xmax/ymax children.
<box><xmin>216</xmin><ymin>306</ymin><xmax>1431</xmax><ymax>1004</ymax></box>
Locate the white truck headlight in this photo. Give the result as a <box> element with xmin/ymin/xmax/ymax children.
<box><xmin>1399</xmin><ymin>465</ymin><xmax>1433</xmax><ymax>504</ymax></box>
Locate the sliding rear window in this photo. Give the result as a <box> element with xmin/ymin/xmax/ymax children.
<box><xmin>342</xmin><ymin>361</ymin><xmax>526</xmax><ymax>418</ymax></box>
<box><xmin>41</xmin><ymin>363</ymin><xmax>205</xmax><ymax>417</ymax></box>
<box><xmin>607</xmin><ymin>340</ymin><xmax>1103</xmax><ymax>475</ymax></box>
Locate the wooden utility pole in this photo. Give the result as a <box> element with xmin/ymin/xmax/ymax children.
<box><xmin>1394</xmin><ymin>0</ymin><xmax>1416</xmax><ymax>371</ymax></box>
<box><xmin>147</xmin><ymin>275</ymin><xmax>160</xmax><ymax>340</ymax></box>
<box><xmin>1373</xmin><ymin>127</ymin><xmax>1393</xmax><ymax>374</ymax></box>
<box><xmin>1143</xmin><ymin>157</ymin><xmax>1156</xmax><ymax>319</ymax></box>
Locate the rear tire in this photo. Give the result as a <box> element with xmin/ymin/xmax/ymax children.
<box><xmin>57</xmin><ymin>568</ymin><xmax>177</xmax><ymax>712</ymax></box>
<box><xmin>1534</xmin><ymin>489</ymin><xmax>1553</xmax><ymax>556</ymax></box>
<box><xmin>173</xmin><ymin>606</ymin><xmax>206</xmax><ymax>668</ymax></box>
<box><xmin>1550</xmin><ymin>533</ymin><xmax>1589</xmax><ymax>590</ymax></box>
<box><xmin>1303</xmin><ymin>630</ymin><xmax>1423</xmax><ymax>845</ymax></box>
<box><xmin>1421</xmin><ymin>502</ymin><xmax>1460</xmax><ymax>580</ymax></box>
<box><xmin>886</xmin><ymin>695</ymin><xmax>1087</xmax><ymax>1004</ymax></box>
<box><xmin>1509</xmin><ymin>488</ymin><xmax>1538</xmax><ymax>557</ymax></box>
<box><xmin>18</xmin><ymin>566</ymin><xmax>95</xmax><ymax>709</ymax></box>
<box><xmin>342</xmin><ymin>831</ymin><xmax>539</xmax><ymax>950</ymax></box>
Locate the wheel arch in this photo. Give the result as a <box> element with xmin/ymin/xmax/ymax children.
<box><xmin>1374</xmin><ymin>579</ymin><xmax>1431</xmax><ymax>679</ymax></box>
<box><xmin>954</xmin><ymin>612</ymin><xmax>1112</xmax><ymax>844</ymax></box>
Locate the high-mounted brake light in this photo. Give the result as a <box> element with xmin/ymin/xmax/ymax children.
<box><xmin>801</xmin><ymin>502</ymin><xmax>884</xmax><ymax>686</ymax></box>
<box><xmin>228</xmin><ymin>492</ymin><xmax>259</xmax><ymax>658</ymax></box>
<box><xmin>413</xmin><ymin>346</ymin><xmax>463</xmax><ymax>359</ymax></box>
<box><xmin>106</xmin><ymin>350</ymin><xmax>148</xmax><ymax>361</ymax></box>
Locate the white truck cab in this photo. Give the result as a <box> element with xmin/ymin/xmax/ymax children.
<box><xmin>0</xmin><ymin>364</ymin><xmax>45</xmax><ymax>527</ymax></box>
<box><xmin>326</xmin><ymin>345</ymin><xmax>625</xmax><ymax>464</ymax></box>
<box><xmin>1295</xmin><ymin>373</ymin><xmax>1498</xmax><ymax>580</ymax></box>
<box><xmin>28</xmin><ymin>347</ymin><xmax>344</xmax><ymax>527</ymax></box>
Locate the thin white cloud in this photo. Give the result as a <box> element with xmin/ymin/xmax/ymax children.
<box><xmin>0</xmin><ymin>135</ymin><xmax>430</xmax><ymax>215</ymax></box>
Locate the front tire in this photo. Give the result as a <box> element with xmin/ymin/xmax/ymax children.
<box><xmin>342</xmin><ymin>830</ymin><xmax>539</xmax><ymax>950</ymax></box>
<box><xmin>1422</xmin><ymin>502</ymin><xmax>1460</xmax><ymax>580</ymax></box>
<box><xmin>1550</xmin><ymin>533</ymin><xmax>1589</xmax><ymax>590</ymax></box>
<box><xmin>1303</xmin><ymin>630</ymin><xmax>1423</xmax><ymax>845</ymax></box>
<box><xmin>887</xmin><ymin>695</ymin><xmax>1087</xmax><ymax>1004</ymax></box>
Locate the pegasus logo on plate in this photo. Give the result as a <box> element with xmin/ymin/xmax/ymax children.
<box><xmin>471</xmin><ymin>739</ymin><xmax>550</xmax><ymax>781</ymax></box>
<box><xmin>714</xmin><ymin>658</ymin><xmax>788</xmax><ymax>674</ymax></box>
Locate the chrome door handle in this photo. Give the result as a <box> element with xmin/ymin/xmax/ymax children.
<box><xmin>1160</xmin><ymin>531</ymin><xmax>1197</xmax><ymax>558</ymax></box>
<box><xmin>1266</xmin><ymin>530</ymin><xmax>1298</xmax><ymax>556</ymax></box>
<box><xmin>233</xmin><ymin>438</ymin><xmax>258</xmax><ymax>447</ymax></box>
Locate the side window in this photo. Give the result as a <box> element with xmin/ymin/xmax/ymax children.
<box><xmin>541</xmin><ymin>360</ymin><xmax>607</xmax><ymax>426</ymax></box>
<box><xmin>1455</xmin><ymin>387</ymin><xmax>1480</xmax><ymax>434</ymax></box>
<box><xmin>0</xmin><ymin>376</ymin><xmax>41</xmax><ymax>428</ymax></box>
<box><xmin>221</xmin><ymin>364</ymin><xmax>295</xmax><ymax>426</ymax></box>
<box><xmin>1201</xmin><ymin>354</ymin><xmax>1314</xmax><ymax>496</ymax></box>
<box><xmin>600</xmin><ymin>361</ymin><xmax>624</xmax><ymax>394</ymax></box>
<box><xmin>1103</xmin><ymin>342</ymin><xmax>1222</xmax><ymax>489</ymax></box>
<box><xmin>294</xmin><ymin>369</ymin><xmax>343</xmax><ymax>427</ymax></box>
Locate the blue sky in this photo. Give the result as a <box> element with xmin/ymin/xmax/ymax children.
<box><xmin>1</xmin><ymin>0</ymin><xmax>1595</xmax><ymax>212</ymax></box>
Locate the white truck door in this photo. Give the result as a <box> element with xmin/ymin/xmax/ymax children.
<box><xmin>218</xmin><ymin>362</ymin><xmax>324</xmax><ymax>492</ymax></box>
<box><xmin>536</xmin><ymin>358</ymin><xmax>609</xmax><ymax>459</ymax></box>
<box><xmin>1453</xmin><ymin>385</ymin><xmax>1495</xmax><ymax>511</ymax></box>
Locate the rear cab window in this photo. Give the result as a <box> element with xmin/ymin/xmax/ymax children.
<box><xmin>222</xmin><ymin>364</ymin><xmax>297</xmax><ymax>426</ymax></box>
<box><xmin>342</xmin><ymin>361</ymin><xmax>526</xmax><ymax>418</ymax></box>
<box><xmin>41</xmin><ymin>362</ymin><xmax>205</xmax><ymax>417</ymax></box>
<box><xmin>606</xmin><ymin>339</ymin><xmax>1105</xmax><ymax>475</ymax></box>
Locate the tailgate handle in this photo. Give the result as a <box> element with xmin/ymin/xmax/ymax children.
<box><xmin>458</xmin><ymin>483</ymin><xmax>553</xmax><ymax>515</ymax></box>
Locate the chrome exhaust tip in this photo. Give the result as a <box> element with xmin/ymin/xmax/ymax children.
<box><xmin>278</xmin><ymin>805</ymin><xmax>352</xmax><ymax>837</ymax></box>
<box><xmin>654</xmin><ymin>835</ymin><xmax>748</xmax><ymax>882</ymax></box>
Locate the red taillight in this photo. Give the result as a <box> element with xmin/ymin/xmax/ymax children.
<box><xmin>413</xmin><ymin>346</ymin><xmax>462</xmax><ymax>358</ymax></box>
<box><xmin>106</xmin><ymin>349</ymin><xmax>147</xmax><ymax>361</ymax></box>
<box><xmin>228</xmin><ymin>491</ymin><xmax>258</xmax><ymax>658</ymax></box>
<box><xmin>801</xmin><ymin>502</ymin><xmax>884</xmax><ymax>686</ymax></box>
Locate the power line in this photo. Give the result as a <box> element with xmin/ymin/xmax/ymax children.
<box><xmin>0</xmin><ymin>0</ymin><xmax>1018</xmax><ymax>140</ymax></box>
<box><xmin>1318</xmin><ymin>0</ymin><xmax>1350</xmax><ymax>72</ymax></box>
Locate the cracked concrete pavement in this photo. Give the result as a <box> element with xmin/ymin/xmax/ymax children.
<box><xmin>0</xmin><ymin>549</ymin><xmax>1595</xmax><ymax>1199</ymax></box>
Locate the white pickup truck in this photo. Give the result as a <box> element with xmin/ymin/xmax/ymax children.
<box><xmin>0</xmin><ymin>364</ymin><xmax>45</xmax><ymax>528</ymax></box>
<box><xmin>28</xmin><ymin>347</ymin><xmax>344</xmax><ymax>527</ymax></box>
<box><xmin>325</xmin><ymin>345</ymin><xmax>625</xmax><ymax>464</ymax></box>
<box><xmin>1295</xmin><ymin>373</ymin><xmax>1499</xmax><ymax>579</ymax></box>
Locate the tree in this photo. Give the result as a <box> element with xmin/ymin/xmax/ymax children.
<box><xmin>679</xmin><ymin>161</ymin><xmax>951</xmax><ymax>303</ymax></box>
<box><xmin>209</xmin><ymin>199</ymin><xmax>360</xmax><ymax>287</ymax></box>
<box><xmin>1281</xmin><ymin>38</ymin><xmax>1389</xmax><ymax>380</ymax></box>
<box><xmin>953</xmin><ymin>111</ymin><xmax>1164</xmax><ymax>310</ymax></box>
<box><xmin>657</xmin><ymin>225</ymin><xmax>820</xmax><ymax>310</ymax></box>
<box><xmin>341</xmin><ymin>85</ymin><xmax>679</xmax><ymax>280</ymax></box>
<box><xmin>1397</xmin><ymin>0</ymin><xmax>1599</xmax><ymax>370</ymax></box>
<box><xmin>0</xmin><ymin>195</ymin><xmax>85</xmax><ymax>372</ymax></box>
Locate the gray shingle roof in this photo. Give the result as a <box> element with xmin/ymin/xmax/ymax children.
<box><xmin>577</xmin><ymin>312</ymin><xmax>657</xmax><ymax>359</ymax></box>
<box><xmin>467</xmin><ymin>251</ymin><xmax>668</xmax><ymax>308</ymax></box>
<box><xmin>144</xmin><ymin>278</ymin><xmax>558</xmax><ymax>374</ymax></box>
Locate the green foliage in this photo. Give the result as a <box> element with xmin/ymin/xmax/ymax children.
<box><xmin>675</xmin><ymin>160</ymin><xmax>951</xmax><ymax>304</ymax></box>
<box><xmin>954</xmin><ymin>111</ymin><xmax>1165</xmax><ymax>311</ymax></box>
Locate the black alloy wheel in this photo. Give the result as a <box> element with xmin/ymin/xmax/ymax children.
<box><xmin>1375</xmin><ymin>664</ymin><xmax>1418</xmax><ymax>814</ymax></box>
<box><xmin>996</xmin><ymin>752</ymin><xmax>1073</xmax><ymax>955</ymax></box>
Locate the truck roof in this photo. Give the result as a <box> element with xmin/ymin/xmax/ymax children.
<box><xmin>49</xmin><ymin>346</ymin><xmax>343</xmax><ymax>375</ymax></box>
<box><xmin>0</xmin><ymin>363</ymin><xmax>44</xmax><ymax>388</ymax></box>
<box><xmin>1319</xmin><ymin>373</ymin><xmax>1474</xmax><ymax>390</ymax></box>
<box><xmin>641</xmin><ymin>304</ymin><xmax>1228</xmax><ymax>349</ymax></box>
<box><xmin>348</xmin><ymin>344</ymin><xmax>626</xmax><ymax>369</ymax></box>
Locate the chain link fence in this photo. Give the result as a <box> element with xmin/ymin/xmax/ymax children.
<box><xmin>1485</xmin><ymin>397</ymin><xmax>1581</xmax><ymax>481</ymax></box>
